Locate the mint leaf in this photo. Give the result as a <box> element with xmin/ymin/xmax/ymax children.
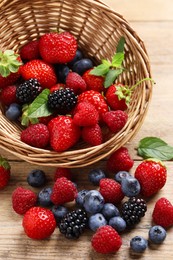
<box><xmin>137</xmin><ymin>137</ymin><xmax>173</xmax><ymax>160</ymax></box>
<box><xmin>112</xmin><ymin>52</ymin><xmax>124</xmax><ymax>68</ymax></box>
<box><xmin>116</xmin><ymin>37</ymin><xmax>125</xmax><ymax>53</ymax></box>
<box><xmin>90</xmin><ymin>64</ymin><xmax>110</xmax><ymax>76</ymax></box>
<box><xmin>104</xmin><ymin>68</ymin><xmax>123</xmax><ymax>88</ymax></box>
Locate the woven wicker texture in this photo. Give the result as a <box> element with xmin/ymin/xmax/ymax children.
<box><xmin>0</xmin><ymin>0</ymin><xmax>152</xmax><ymax>167</ymax></box>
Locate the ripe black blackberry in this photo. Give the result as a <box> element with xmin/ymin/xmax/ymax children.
<box><xmin>59</xmin><ymin>208</ymin><xmax>88</xmax><ymax>239</ymax></box>
<box><xmin>121</xmin><ymin>197</ymin><xmax>147</xmax><ymax>227</ymax></box>
<box><xmin>16</xmin><ymin>78</ymin><xmax>42</xmax><ymax>104</ymax></box>
<box><xmin>47</xmin><ymin>88</ymin><xmax>77</xmax><ymax>114</ymax></box>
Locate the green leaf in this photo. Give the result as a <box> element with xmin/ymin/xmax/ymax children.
<box><xmin>104</xmin><ymin>68</ymin><xmax>123</xmax><ymax>88</ymax></box>
<box><xmin>116</xmin><ymin>36</ymin><xmax>125</xmax><ymax>53</ymax></box>
<box><xmin>102</xmin><ymin>59</ymin><xmax>111</xmax><ymax>66</ymax></box>
<box><xmin>137</xmin><ymin>137</ymin><xmax>173</xmax><ymax>160</ymax></box>
<box><xmin>90</xmin><ymin>64</ymin><xmax>110</xmax><ymax>76</ymax></box>
<box><xmin>112</xmin><ymin>52</ymin><xmax>124</xmax><ymax>68</ymax></box>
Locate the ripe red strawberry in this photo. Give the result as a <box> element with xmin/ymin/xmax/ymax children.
<box><xmin>22</xmin><ymin>206</ymin><xmax>56</xmax><ymax>240</ymax></box>
<box><xmin>66</xmin><ymin>72</ymin><xmax>86</xmax><ymax>94</ymax></box>
<box><xmin>50</xmin><ymin>83</ymin><xmax>65</xmax><ymax>93</ymax></box>
<box><xmin>21</xmin><ymin>123</ymin><xmax>50</xmax><ymax>148</ymax></box>
<box><xmin>12</xmin><ymin>187</ymin><xmax>37</xmax><ymax>215</ymax></box>
<box><xmin>82</xmin><ymin>69</ymin><xmax>104</xmax><ymax>92</ymax></box>
<box><xmin>91</xmin><ymin>225</ymin><xmax>122</xmax><ymax>254</ymax></box>
<box><xmin>135</xmin><ymin>159</ymin><xmax>167</xmax><ymax>197</ymax></box>
<box><xmin>20</xmin><ymin>40</ymin><xmax>40</xmax><ymax>61</ymax></box>
<box><xmin>152</xmin><ymin>197</ymin><xmax>173</xmax><ymax>228</ymax></box>
<box><xmin>20</xmin><ymin>59</ymin><xmax>57</xmax><ymax>88</ymax></box>
<box><xmin>78</xmin><ymin>90</ymin><xmax>109</xmax><ymax>120</ymax></box>
<box><xmin>102</xmin><ymin>110</ymin><xmax>128</xmax><ymax>133</ymax></box>
<box><xmin>0</xmin><ymin>85</ymin><xmax>17</xmax><ymax>106</ymax></box>
<box><xmin>105</xmin><ymin>84</ymin><xmax>127</xmax><ymax>111</ymax></box>
<box><xmin>82</xmin><ymin>124</ymin><xmax>102</xmax><ymax>146</ymax></box>
<box><xmin>106</xmin><ymin>147</ymin><xmax>134</xmax><ymax>173</ymax></box>
<box><xmin>39</xmin><ymin>31</ymin><xmax>77</xmax><ymax>64</ymax></box>
<box><xmin>54</xmin><ymin>168</ymin><xmax>72</xmax><ymax>181</ymax></box>
<box><xmin>73</xmin><ymin>101</ymin><xmax>99</xmax><ymax>126</ymax></box>
<box><xmin>99</xmin><ymin>178</ymin><xmax>124</xmax><ymax>204</ymax></box>
<box><xmin>0</xmin><ymin>156</ymin><xmax>11</xmax><ymax>189</ymax></box>
<box><xmin>48</xmin><ymin>116</ymin><xmax>81</xmax><ymax>152</ymax></box>
<box><xmin>51</xmin><ymin>177</ymin><xmax>77</xmax><ymax>205</ymax></box>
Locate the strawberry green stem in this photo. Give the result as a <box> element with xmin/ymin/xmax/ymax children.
<box><xmin>0</xmin><ymin>50</ymin><xmax>22</xmax><ymax>77</ymax></box>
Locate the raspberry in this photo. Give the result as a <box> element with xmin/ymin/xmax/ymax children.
<box><xmin>82</xmin><ymin>124</ymin><xmax>102</xmax><ymax>146</ymax></box>
<box><xmin>0</xmin><ymin>85</ymin><xmax>17</xmax><ymax>106</ymax></box>
<box><xmin>51</xmin><ymin>177</ymin><xmax>78</xmax><ymax>205</ymax></box>
<box><xmin>20</xmin><ymin>40</ymin><xmax>40</xmax><ymax>61</ymax></box>
<box><xmin>66</xmin><ymin>72</ymin><xmax>87</xmax><ymax>94</ymax></box>
<box><xmin>54</xmin><ymin>168</ymin><xmax>72</xmax><ymax>181</ymax></box>
<box><xmin>91</xmin><ymin>225</ymin><xmax>122</xmax><ymax>254</ymax></box>
<box><xmin>102</xmin><ymin>110</ymin><xmax>128</xmax><ymax>133</ymax></box>
<box><xmin>12</xmin><ymin>187</ymin><xmax>37</xmax><ymax>215</ymax></box>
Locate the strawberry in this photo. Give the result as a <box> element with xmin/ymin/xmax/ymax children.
<box><xmin>12</xmin><ymin>187</ymin><xmax>37</xmax><ymax>215</ymax></box>
<box><xmin>21</xmin><ymin>123</ymin><xmax>50</xmax><ymax>148</ymax></box>
<box><xmin>107</xmin><ymin>147</ymin><xmax>134</xmax><ymax>173</ymax></box>
<box><xmin>105</xmin><ymin>84</ymin><xmax>127</xmax><ymax>111</ymax></box>
<box><xmin>99</xmin><ymin>178</ymin><xmax>124</xmax><ymax>204</ymax></box>
<box><xmin>0</xmin><ymin>50</ymin><xmax>22</xmax><ymax>89</ymax></box>
<box><xmin>20</xmin><ymin>40</ymin><xmax>40</xmax><ymax>61</ymax></box>
<box><xmin>152</xmin><ymin>197</ymin><xmax>173</xmax><ymax>228</ymax></box>
<box><xmin>135</xmin><ymin>159</ymin><xmax>167</xmax><ymax>197</ymax></box>
<box><xmin>0</xmin><ymin>156</ymin><xmax>11</xmax><ymax>189</ymax></box>
<box><xmin>82</xmin><ymin>124</ymin><xmax>102</xmax><ymax>146</ymax></box>
<box><xmin>22</xmin><ymin>206</ymin><xmax>56</xmax><ymax>240</ymax></box>
<box><xmin>48</xmin><ymin>116</ymin><xmax>81</xmax><ymax>152</ymax></box>
<box><xmin>39</xmin><ymin>31</ymin><xmax>77</xmax><ymax>64</ymax></box>
<box><xmin>78</xmin><ymin>90</ymin><xmax>109</xmax><ymax>120</ymax></box>
<box><xmin>91</xmin><ymin>225</ymin><xmax>122</xmax><ymax>254</ymax></box>
<box><xmin>82</xmin><ymin>69</ymin><xmax>104</xmax><ymax>92</ymax></box>
<box><xmin>54</xmin><ymin>168</ymin><xmax>72</xmax><ymax>182</ymax></box>
<box><xmin>102</xmin><ymin>110</ymin><xmax>128</xmax><ymax>133</ymax></box>
<box><xmin>73</xmin><ymin>101</ymin><xmax>99</xmax><ymax>126</ymax></box>
<box><xmin>51</xmin><ymin>177</ymin><xmax>77</xmax><ymax>205</ymax></box>
<box><xmin>0</xmin><ymin>85</ymin><xmax>17</xmax><ymax>106</ymax></box>
<box><xmin>65</xmin><ymin>72</ymin><xmax>86</xmax><ymax>94</ymax></box>
<box><xmin>20</xmin><ymin>59</ymin><xmax>57</xmax><ymax>89</ymax></box>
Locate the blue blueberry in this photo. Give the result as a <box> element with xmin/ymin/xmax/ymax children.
<box><xmin>27</xmin><ymin>169</ymin><xmax>46</xmax><ymax>187</ymax></box>
<box><xmin>72</xmin><ymin>58</ymin><xmax>93</xmax><ymax>75</ymax></box>
<box><xmin>75</xmin><ymin>190</ymin><xmax>89</xmax><ymax>207</ymax></box>
<box><xmin>114</xmin><ymin>171</ymin><xmax>131</xmax><ymax>183</ymax></box>
<box><xmin>88</xmin><ymin>213</ymin><xmax>107</xmax><ymax>231</ymax></box>
<box><xmin>88</xmin><ymin>169</ymin><xmax>106</xmax><ymax>185</ymax></box>
<box><xmin>149</xmin><ymin>225</ymin><xmax>167</xmax><ymax>244</ymax></box>
<box><xmin>101</xmin><ymin>203</ymin><xmax>120</xmax><ymax>220</ymax></box>
<box><xmin>109</xmin><ymin>216</ymin><xmax>126</xmax><ymax>232</ymax></box>
<box><xmin>121</xmin><ymin>176</ymin><xmax>141</xmax><ymax>197</ymax></box>
<box><xmin>68</xmin><ymin>49</ymin><xmax>83</xmax><ymax>68</ymax></box>
<box><xmin>51</xmin><ymin>205</ymin><xmax>68</xmax><ymax>223</ymax></box>
<box><xmin>130</xmin><ymin>236</ymin><xmax>148</xmax><ymax>253</ymax></box>
<box><xmin>5</xmin><ymin>103</ymin><xmax>22</xmax><ymax>121</ymax></box>
<box><xmin>38</xmin><ymin>187</ymin><xmax>52</xmax><ymax>207</ymax></box>
<box><xmin>83</xmin><ymin>190</ymin><xmax>104</xmax><ymax>214</ymax></box>
<box><xmin>54</xmin><ymin>64</ymin><xmax>70</xmax><ymax>83</ymax></box>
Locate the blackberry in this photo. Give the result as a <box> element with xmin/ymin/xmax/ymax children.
<box><xmin>121</xmin><ymin>197</ymin><xmax>147</xmax><ymax>227</ymax></box>
<box><xmin>16</xmin><ymin>78</ymin><xmax>42</xmax><ymax>104</ymax></box>
<box><xmin>59</xmin><ymin>208</ymin><xmax>88</xmax><ymax>239</ymax></box>
<box><xmin>47</xmin><ymin>88</ymin><xmax>77</xmax><ymax>114</ymax></box>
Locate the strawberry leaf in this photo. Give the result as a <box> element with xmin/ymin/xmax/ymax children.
<box><xmin>104</xmin><ymin>68</ymin><xmax>123</xmax><ymax>88</ymax></box>
<box><xmin>90</xmin><ymin>63</ymin><xmax>110</xmax><ymax>76</ymax></box>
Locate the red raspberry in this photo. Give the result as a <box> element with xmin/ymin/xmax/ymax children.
<box><xmin>152</xmin><ymin>197</ymin><xmax>173</xmax><ymax>228</ymax></box>
<box><xmin>20</xmin><ymin>40</ymin><xmax>40</xmax><ymax>61</ymax></box>
<box><xmin>0</xmin><ymin>85</ymin><xmax>17</xmax><ymax>106</ymax></box>
<box><xmin>99</xmin><ymin>178</ymin><xmax>124</xmax><ymax>204</ymax></box>
<box><xmin>54</xmin><ymin>168</ymin><xmax>72</xmax><ymax>181</ymax></box>
<box><xmin>102</xmin><ymin>110</ymin><xmax>128</xmax><ymax>133</ymax></box>
<box><xmin>66</xmin><ymin>72</ymin><xmax>86</xmax><ymax>94</ymax></box>
<box><xmin>50</xmin><ymin>83</ymin><xmax>65</xmax><ymax>93</ymax></box>
<box><xmin>82</xmin><ymin>69</ymin><xmax>104</xmax><ymax>92</ymax></box>
<box><xmin>105</xmin><ymin>84</ymin><xmax>127</xmax><ymax>111</ymax></box>
<box><xmin>21</xmin><ymin>123</ymin><xmax>50</xmax><ymax>148</ymax></box>
<box><xmin>73</xmin><ymin>101</ymin><xmax>99</xmax><ymax>126</ymax></box>
<box><xmin>82</xmin><ymin>124</ymin><xmax>102</xmax><ymax>146</ymax></box>
<box><xmin>107</xmin><ymin>147</ymin><xmax>134</xmax><ymax>173</ymax></box>
<box><xmin>51</xmin><ymin>177</ymin><xmax>77</xmax><ymax>205</ymax></box>
<box><xmin>91</xmin><ymin>225</ymin><xmax>122</xmax><ymax>254</ymax></box>
<box><xmin>22</xmin><ymin>207</ymin><xmax>56</xmax><ymax>239</ymax></box>
<box><xmin>0</xmin><ymin>156</ymin><xmax>11</xmax><ymax>189</ymax></box>
<box><xmin>12</xmin><ymin>187</ymin><xmax>37</xmax><ymax>215</ymax></box>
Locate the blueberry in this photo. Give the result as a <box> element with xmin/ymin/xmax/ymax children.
<box><xmin>88</xmin><ymin>213</ymin><xmax>107</xmax><ymax>231</ymax></box>
<box><xmin>54</xmin><ymin>64</ymin><xmax>70</xmax><ymax>83</ymax></box>
<box><xmin>5</xmin><ymin>103</ymin><xmax>22</xmax><ymax>121</ymax></box>
<box><xmin>149</xmin><ymin>225</ymin><xmax>167</xmax><ymax>244</ymax></box>
<box><xmin>101</xmin><ymin>203</ymin><xmax>120</xmax><ymax>220</ymax></box>
<box><xmin>83</xmin><ymin>190</ymin><xmax>104</xmax><ymax>214</ymax></box>
<box><xmin>72</xmin><ymin>58</ymin><xmax>93</xmax><ymax>75</ymax></box>
<box><xmin>27</xmin><ymin>169</ymin><xmax>46</xmax><ymax>187</ymax></box>
<box><xmin>38</xmin><ymin>187</ymin><xmax>52</xmax><ymax>207</ymax></box>
<box><xmin>75</xmin><ymin>190</ymin><xmax>89</xmax><ymax>207</ymax></box>
<box><xmin>114</xmin><ymin>171</ymin><xmax>131</xmax><ymax>183</ymax></box>
<box><xmin>88</xmin><ymin>169</ymin><xmax>106</xmax><ymax>185</ymax></box>
<box><xmin>130</xmin><ymin>236</ymin><xmax>148</xmax><ymax>253</ymax></box>
<box><xmin>51</xmin><ymin>205</ymin><xmax>68</xmax><ymax>223</ymax></box>
<box><xmin>109</xmin><ymin>216</ymin><xmax>126</xmax><ymax>232</ymax></box>
<box><xmin>68</xmin><ymin>49</ymin><xmax>83</xmax><ymax>68</ymax></box>
<box><xmin>121</xmin><ymin>176</ymin><xmax>141</xmax><ymax>197</ymax></box>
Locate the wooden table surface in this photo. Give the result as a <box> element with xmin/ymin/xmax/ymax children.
<box><xmin>1</xmin><ymin>0</ymin><xmax>173</xmax><ymax>259</ymax></box>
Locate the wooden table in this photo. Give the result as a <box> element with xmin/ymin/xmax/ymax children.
<box><xmin>1</xmin><ymin>0</ymin><xmax>173</xmax><ymax>259</ymax></box>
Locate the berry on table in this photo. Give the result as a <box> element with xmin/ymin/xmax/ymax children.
<box><xmin>72</xmin><ymin>58</ymin><xmax>93</xmax><ymax>75</ymax></box>
<box><xmin>5</xmin><ymin>103</ymin><xmax>22</xmax><ymax>121</ymax></box>
<box><xmin>88</xmin><ymin>169</ymin><xmax>106</xmax><ymax>185</ymax></box>
<box><xmin>149</xmin><ymin>225</ymin><xmax>167</xmax><ymax>244</ymax></box>
<box><xmin>130</xmin><ymin>236</ymin><xmax>148</xmax><ymax>253</ymax></box>
<box><xmin>27</xmin><ymin>169</ymin><xmax>46</xmax><ymax>187</ymax></box>
<box><xmin>121</xmin><ymin>176</ymin><xmax>141</xmax><ymax>197</ymax></box>
<box><xmin>101</xmin><ymin>203</ymin><xmax>120</xmax><ymax>220</ymax></box>
<box><xmin>38</xmin><ymin>187</ymin><xmax>53</xmax><ymax>207</ymax></box>
<box><xmin>51</xmin><ymin>205</ymin><xmax>69</xmax><ymax>223</ymax></box>
<box><xmin>109</xmin><ymin>216</ymin><xmax>127</xmax><ymax>232</ymax></box>
<box><xmin>114</xmin><ymin>171</ymin><xmax>131</xmax><ymax>183</ymax></box>
<box><xmin>88</xmin><ymin>213</ymin><xmax>107</xmax><ymax>232</ymax></box>
<box><xmin>0</xmin><ymin>156</ymin><xmax>11</xmax><ymax>189</ymax></box>
<box><xmin>75</xmin><ymin>190</ymin><xmax>89</xmax><ymax>207</ymax></box>
<box><xmin>83</xmin><ymin>190</ymin><xmax>105</xmax><ymax>214</ymax></box>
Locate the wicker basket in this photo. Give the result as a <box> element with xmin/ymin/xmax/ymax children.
<box><xmin>0</xmin><ymin>0</ymin><xmax>152</xmax><ymax>168</ymax></box>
